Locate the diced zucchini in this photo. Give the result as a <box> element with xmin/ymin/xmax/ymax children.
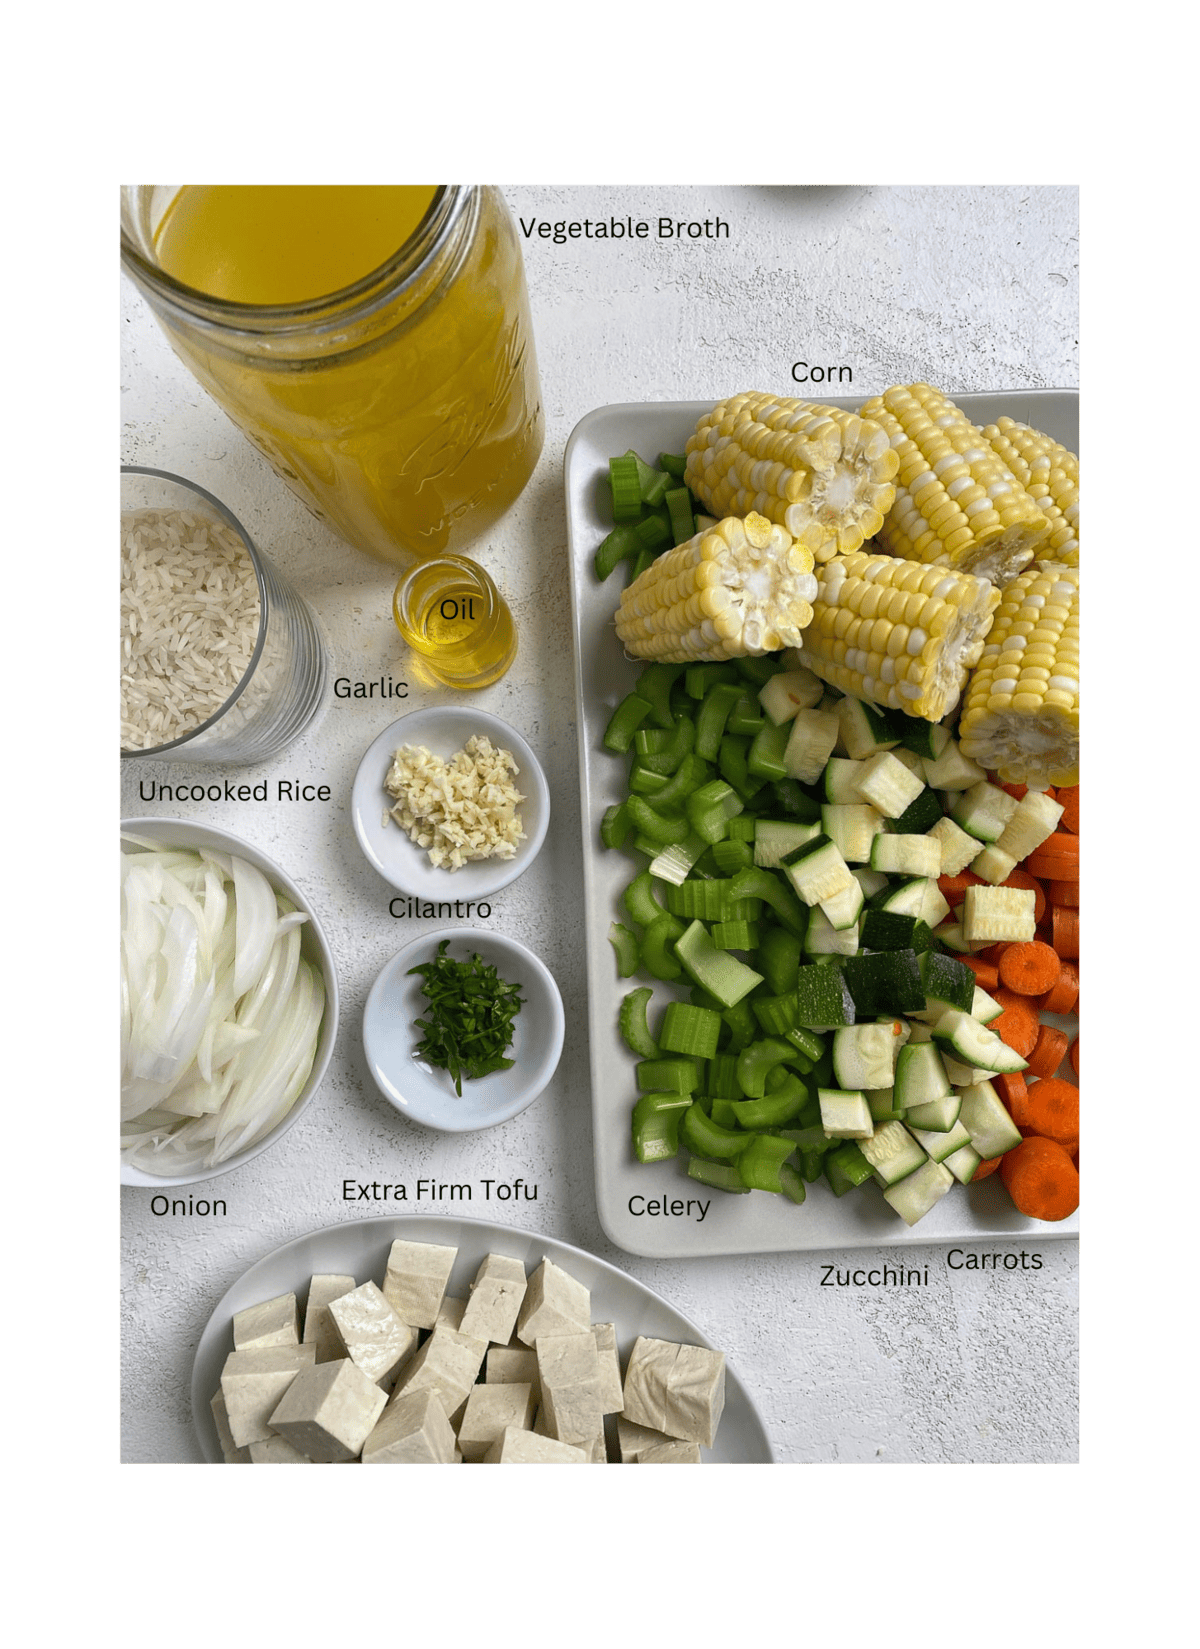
<box><xmin>753</xmin><ymin>819</ymin><xmax>821</xmax><ymax>868</ymax></box>
<box><xmin>821</xmin><ymin>803</ymin><xmax>885</xmax><ymax>864</ymax></box>
<box><xmin>893</xmin><ymin>1041</ymin><xmax>952</xmax><ymax>1110</ymax></box>
<box><xmin>961</xmin><ymin>884</ymin><xmax>1037</xmax><ymax>944</ymax></box>
<box><xmin>918</xmin><ymin>950</ymin><xmax>976</xmax><ymax>1014</ymax></box>
<box><xmin>903</xmin><ymin>1092</ymin><xmax>962</xmax><ymax>1133</ymax></box>
<box><xmin>971</xmin><ymin>986</ymin><xmax>1003</xmax><ymax>1024</ymax></box>
<box><xmin>817</xmin><ymin>1088</ymin><xmax>874</xmax><ymax>1139</ymax></box>
<box><xmin>859</xmin><ymin>1120</ymin><xmax>927</xmax><ymax>1186</ymax></box>
<box><xmin>819</xmin><ymin>875</ymin><xmax>865</xmax><ymax>932</ymax></box>
<box><xmin>995</xmin><ymin>789</ymin><xmax>1065</xmax><ymax>862</ymax></box>
<box><xmin>927</xmin><ymin>814</ymin><xmax>983</xmax><ymax>876</ymax></box>
<box><xmin>832</xmin><ymin>1023</ymin><xmax>896</xmax><ymax>1091</ymax></box>
<box><xmin>841</xmin><ymin>949</ymin><xmax>925</xmax><ymax>1017</ymax></box>
<box><xmin>957</xmin><ymin>1079</ymin><xmax>1023</xmax><ymax>1160</ymax></box>
<box><xmin>930</xmin><ymin>1008</ymin><xmax>1027</xmax><ymax>1075</ymax></box>
<box><xmin>758</xmin><ymin>668</ymin><xmax>824</xmax><ymax>725</ymax></box>
<box><xmin>882</xmin><ymin>1159</ymin><xmax>955</xmax><ymax>1225</ymax></box>
<box><xmin>823</xmin><ymin>758</ymin><xmax>868</xmax><ymax>803</ymax></box>
<box><xmin>783</xmin><ymin>709</ymin><xmax>841</xmax><ymax>784</ymax></box>
<box><xmin>907</xmin><ymin>1117</ymin><xmax>972</xmax><ymax>1163</ymax></box>
<box><xmin>836</xmin><ymin>696</ymin><xmax>903</xmax><ymax>759</ymax></box>
<box><xmin>855</xmin><ymin>751</ymin><xmax>926</xmax><ymax>819</ymax></box>
<box><xmin>795</xmin><ymin>962</ymin><xmax>856</xmax><ymax>1028</ymax></box>
<box><xmin>803</xmin><ymin>905</ymin><xmax>861</xmax><ymax>957</ymax></box>
<box><xmin>943</xmin><ymin>1141</ymin><xmax>982</xmax><ymax>1184</ymax></box>
<box><xmin>782</xmin><ymin>835</ymin><xmax>856</xmax><ymax>906</ymax></box>
<box><xmin>921</xmin><ymin>741</ymin><xmax>987</xmax><ymax>791</ymax></box>
<box><xmin>869</xmin><ymin>834</ymin><xmax>941</xmax><ymax>878</ymax></box>
<box><xmin>673</xmin><ymin>920</ymin><xmax>763</xmax><ymax>1008</ymax></box>
<box><xmin>970</xmin><ymin>843</ymin><xmax>1018</xmax><ymax>885</ymax></box>
<box><xmin>951</xmin><ymin>780</ymin><xmax>1020</xmax><ymax>843</ymax></box>
<box><xmin>877</xmin><ymin>877</ymin><xmax>932</xmax><ymax>918</ymax></box>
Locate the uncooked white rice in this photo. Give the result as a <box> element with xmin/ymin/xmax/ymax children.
<box><xmin>121</xmin><ymin>507</ymin><xmax>261</xmax><ymax>751</ymax></box>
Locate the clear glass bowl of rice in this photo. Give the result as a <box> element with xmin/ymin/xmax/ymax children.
<box><xmin>120</xmin><ymin>467</ymin><xmax>328</xmax><ymax>763</ymax></box>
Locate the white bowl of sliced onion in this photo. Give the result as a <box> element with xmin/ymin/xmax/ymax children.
<box><xmin>120</xmin><ymin>818</ymin><xmax>340</xmax><ymax>1188</ymax></box>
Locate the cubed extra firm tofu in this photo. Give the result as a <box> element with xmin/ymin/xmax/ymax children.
<box><xmin>392</xmin><ymin>1324</ymin><xmax>487</xmax><ymax>1423</ymax></box>
<box><xmin>636</xmin><ymin>1439</ymin><xmax>702</xmax><ymax>1464</ymax></box>
<box><xmin>456</xmin><ymin>1382</ymin><xmax>536</xmax><ymax>1462</ymax></box>
<box><xmin>536</xmin><ymin>1332</ymin><xmax>604</xmax><ymax>1447</ymax></box>
<box><xmin>459</xmin><ymin>1253</ymin><xmax>528</xmax><ymax>1345</ymax></box>
<box><xmin>268</xmin><ymin>1358</ymin><xmax>388</xmax><ymax>1463</ymax></box>
<box><xmin>534</xmin><ymin>1406</ymin><xmax>607</xmax><ymax>1462</ymax></box>
<box><xmin>486</xmin><ymin>1345</ymin><xmax>540</xmax><ymax>1406</ymax></box>
<box><xmin>616</xmin><ymin>1415</ymin><xmax>681</xmax><ymax>1463</ymax></box>
<box><xmin>622</xmin><ymin>1337</ymin><xmax>726</xmax><ymax>1449</ymax></box>
<box><xmin>482</xmin><ymin>1426</ymin><xmax>588</xmax><ymax>1464</ymax></box>
<box><xmin>232</xmin><ymin>1292</ymin><xmax>300</xmax><ymax>1351</ymax></box>
<box><xmin>210</xmin><ymin>1388</ymin><xmax>253</xmax><ymax>1463</ymax></box>
<box><xmin>219</xmin><ymin>1343</ymin><xmax>317</xmax><ymax>1449</ymax></box>
<box><xmin>435</xmin><ymin>1296</ymin><xmax>468</xmax><ymax>1331</ymax></box>
<box><xmin>327</xmin><ymin>1280</ymin><xmax>418</xmax><ymax>1387</ymax></box>
<box><xmin>248</xmin><ymin>1434</ymin><xmax>314</xmax><ymax>1464</ymax></box>
<box><xmin>302</xmin><ymin>1274</ymin><xmax>358</xmax><ymax>1362</ymax></box>
<box><xmin>591</xmin><ymin>1323</ymin><xmax>624</xmax><ymax>1415</ymax></box>
<box><xmin>382</xmin><ymin>1240</ymin><xmax>458</xmax><ymax>1329</ymax></box>
<box><xmin>361</xmin><ymin>1389</ymin><xmax>458</xmax><ymax>1465</ymax></box>
<box><xmin>516</xmin><ymin>1258</ymin><xmax>590</xmax><ymax>1346</ymax></box>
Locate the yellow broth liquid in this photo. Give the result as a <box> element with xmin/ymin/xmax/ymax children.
<box><xmin>152</xmin><ymin>186</ymin><xmax>544</xmax><ymax>564</ymax></box>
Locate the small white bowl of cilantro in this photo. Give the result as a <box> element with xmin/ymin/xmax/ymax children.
<box><xmin>363</xmin><ymin>928</ymin><xmax>565</xmax><ymax>1131</ymax></box>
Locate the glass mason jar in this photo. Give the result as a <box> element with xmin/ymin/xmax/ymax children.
<box><xmin>120</xmin><ymin>186</ymin><xmax>545</xmax><ymax>567</ymax></box>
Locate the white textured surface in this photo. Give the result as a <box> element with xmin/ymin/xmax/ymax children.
<box><xmin>120</xmin><ymin>183</ymin><xmax>1078</xmax><ymax>1464</ymax></box>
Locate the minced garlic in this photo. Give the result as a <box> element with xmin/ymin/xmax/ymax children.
<box><xmin>384</xmin><ymin>734</ymin><xmax>526</xmax><ymax>870</ymax></box>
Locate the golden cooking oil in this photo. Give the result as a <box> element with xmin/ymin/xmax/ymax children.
<box><xmin>393</xmin><ymin>555</ymin><xmax>516</xmax><ymax>688</ymax></box>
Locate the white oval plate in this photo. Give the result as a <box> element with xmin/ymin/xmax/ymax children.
<box><xmin>192</xmin><ymin>1213</ymin><xmax>775</xmax><ymax>1463</ymax></box>
<box><xmin>351</xmin><ymin>707</ymin><xmax>549</xmax><ymax>900</ymax></box>
<box><xmin>363</xmin><ymin>928</ymin><xmax>564</xmax><ymax>1132</ymax></box>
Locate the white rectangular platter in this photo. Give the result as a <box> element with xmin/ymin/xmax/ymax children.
<box><xmin>565</xmin><ymin>392</ymin><xmax>1080</xmax><ymax>1259</ymax></box>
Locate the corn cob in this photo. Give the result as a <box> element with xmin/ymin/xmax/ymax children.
<box><xmin>980</xmin><ymin>416</ymin><xmax>1079</xmax><ymax>566</ymax></box>
<box><xmin>614</xmin><ymin>512</ymin><xmax>817</xmax><ymax>664</ymax></box>
<box><xmin>957</xmin><ymin>564</ymin><xmax>1079</xmax><ymax>789</ymax></box>
<box><xmin>794</xmin><ymin>551</ymin><xmax>1000</xmax><ymax>722</ymax></box>
<box><xmin>859</xmin><ymin>384</ymin><xmax>1051</xmax><ymax>583</ymax></box>
<box><xmin>683</xmin><ymin>392</ymin><xmax>899</xmax><ymax>562</ymax></box>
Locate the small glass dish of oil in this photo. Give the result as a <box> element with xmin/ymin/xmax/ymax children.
<box><xmin>393</xmin><ymin>554</ymin><xmax>517</xmax><ymax>688</ymax></box>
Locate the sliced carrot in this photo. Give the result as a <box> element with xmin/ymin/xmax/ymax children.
<box><xmin>999</xmin><ymin>1136</ymin><xmax>1079</xmax><ymax>1221</ymax></box>
<box><xmin>959</xmin><ymin>954</ymin><xmax>1000</xmax><ymax>990</ymax></box>
<box><xmin>1070</xmin><ymin>1035</ymin><xmax>1079</xmax><ymax>1076</ymax></box>
<box><xmin>1038</xmin><ymin>960</ymin><xmax>1079</xmax><ymax>1016</ymax></box>
<box><xmin>1024</xmin><ymin>832</ymin><xmax>1079</xmax><ymax>881</ymax></box>
<box><xmin>1017</xmin><ymin>1078</ymin><xmax>1079</xmax><ymax>1151</ymax></box>
<box><xmin>990</xmin><ymin>990</ymin><xmax>1040</xmax><ymax>1058</ymax></box>
<box><xmin>1048</xmin><ymin>879</ymin><xmax>1079</xmax><ymax>908</ymax></box>
<box><xmin>992</xmin><ymin>1071</ymin><xmax>1028</xmax><ymax>1119</ymax></box>
<box><xmin>939</xmin><ymin>870</ymin><xmax>982</xmax><ymax>906</ymax></box>
<box><xmin>971</xmin><ymin>1155</ymin><xmax>1004</xmax><ymax>1181</ymax></box>
<box><xmin>1002</xmin><ymin>867</ymin><xmax>1046</xmax><ymax>924</ymax></box>
<box><xmin>1026</xmin><ymin>1024</ymin><xmax>1070</xmax><ymax>1080</ymax></box>
<box><xmin>998</xmin><ymin>940</ymin><xmax>1061</xmax><ymax>997</ymax></box>
<box><xmin>998</xmin><ymin>781</ymin><xmax>1028</xmax><ymax>801</ymax></box>
<box><xmin>1056</xmin><ymin>785</ymin><xmax>1080</xmax><ymax>834</ymax></box>
<box><xmin>1051</xmin><ymin>905</ymin><xmax>1079</xmax><ymax>960</ymax></box>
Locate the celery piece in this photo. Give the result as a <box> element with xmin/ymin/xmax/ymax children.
<box><xmin>635</xmin><ymin>1057</ymin><xmax>702</xmax><ymax>1095</ymax></box>
<box><xmin>726</xmin><ymin>690</ymin><xmax>766</xmax><ymax>737</ymax></box>
<box><xmin>686</xmin><ymin>1155</ymin><xmax>751</xmax><ymax>1194</ymax></box>
<box><xmin>603</xmin><ymin>692</ymin><xmax>653</xmax><ymax>754</ymax></box>
<box><xmin>599</xmin><ymin>801</ymin><xmax>631</xmax><ymax>851</ymax></box>
<box><xmin>647</xmin><ymin>832</ymin><xmax>708</xmax><ymax>886</ymax></box>
<box><xmin>686</xmin><ymin>661</ymin><xmax>740</xmax><ymax>699</ymax></box>
<box><xmin>685</xmin><ymin>779</ymin><xmax>744</xmax><ymax>845</ymax></box>
<box><xmin>657</xmin><ymin>451</ymin><xmax>688</xmax><ymax>480</ymax></box>
<box><xmin>626</xmin><ymin>797</ymin><xmax>690</xmax><ymax>847</ymax></box>
<box><xmin>674</xmin><ymin>920</ymin><xmax>763</xmax><ymax>1008</ymax></box>
<box><xmin>631</xmin><ymin>1092</ymin><xmax>690</xmax><ymax>1164</ymax></box>
<box><xmin>623</xmin><ymin>869</ymin><xmax>665</xmax><ymax>929</ymax></box>
<box><xmin>609</xmin><ymin>922</ymin><xmax>640</xmax><ymax>979</ymax></box>
<box><xmin>634</xmin><ymin>716</ymin><xmax>695</xmax><ymax>776</ymax></box>
<box><xmin>710</xmin><ymin>837</ymin><xmax>753</xmax><ymax>875</ymax></box>
<box><xmin>712</xmin><ymin>919</ymin><xmax>759</xmax><ymax>952</ymax></box>
<box><xmin>618</xmin><ymin>987</ymin><xmax>659</xmax><ymax>1059</ymax></box>
<box><xmin>758</xmin><ymin>927</ymin><xmax>802</xmax><ymax>996</ymax></box>
<box><xmin>681</xmin><ymin>1102</ymin><xmax>751</xmax><ymax>1160</ymax></box>
<box><xmin>747</xmin><ymin>718</ymin><xmax>793</xmax><ymax>782</ymax></box>
<box><xmin>825</xmin><ymin>1141</ymin><xmax>875</xmax><ymax>1195</ymax></box>
<box><xmin>736</xmin><ymin>655</ymin><xmax>785</xmax><ymax>686</ymax></box>
<box><xmin>609</xmin><ymin>454</ymin><xmax>643</xmax><ymax>520</ymax></box>
<box><xmin>732</xmin><ymin>1073</ymin><xmax>808</xmax><ymax>1130</ymax></box>
<box><xmin>708</xmin><ymin>1053</ymin><xmax>745</xmax><ymax>1100</ymax></box>
<box><xmin>737</xmin><ymin>1134</ymin><xmax>798</xmax><ymax>1193</ymax></box>
<box><xmin>633</xmin><ymin>662</ymin><xmax>685</xmax><ymax>730</ymax></box>
<box><xmin>694</xmin><ymin>682</ymin><xmax>745</xmax><ymax>761</ymax></box>
<box><xmin>658</xmin><ymin>1002</ymin><xmax>723</xmax><ymax>1061</ymax></box>
<box><xmin>665</xmin><ymin>486</ymin><xmax>695</xmax><ymax>545</ymax></box>
<box><xmin>594</xmin><ymin>523</ymin><xmax>641</xmax><ymax>581</ymax></box>
<box><xmin>736</xmin><ymin>1036</ymin><xmax>799</xmax><ymax>1100</ymax></box>
<box><xmin>640</xmin><ymin>912</ymin><xmax>686</xmax><ymax>981</ymax></box>
<box><xmin>644</xmin><ymin>753</ymin><xmax>711</xmax><ymax>815</ymax></box>
<box><xmin>728</xmin><ymin>865</ymin><xmax>808</xmax><ymax>939</ymax></box>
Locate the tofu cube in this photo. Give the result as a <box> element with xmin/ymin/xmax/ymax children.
<box><xmin>328</xmin><ymin>1281</ymin><xmax>418</xmax><ymax>1387</ymax></box>
<box><xmin>486</xmin><ymin>1345</ymin><xmax>541</xmax><ymax>1407</ymax></box>
<box><xmin>219</xmin><ymin>1343</ymin><xmax>317</xmax><ymax>1449</ymax></box>
<box><xmin>616</xmin><ymin>1415</ymin><xmax>681</xmax><ymax>1463</ymax></box>
<box><xmin>435</xmin><ymin>1296</ymin><xmax>468</xmax><ymax>1331</ymax></box>
<box><xmin>622</xmin><ymin>1337</ymin><xmax>725</xmax><ymax>1448</ymax></box>
<box><xmin>392</xmin><ymin>1324</ymin><xmax>487</xmax><ymax>1423</ymax></box>
<box><xmin>591</xmin><ymin>1323</ymin><xmax>624</xmax><ymax>1415</ymax></box>
<box><xmin>302</xmin><ymin>1274</ymin><xmax>358</xmax><ymax>1362</ymax></box>
<box><xmin>268</xmin><ymin>1359</ymin><xmax>388</xmax><ymax>1462</ymax></box>
<box><xmin>536</xmin><ymin>1332</ymin><xmax>604</xmax><ymax>1447</ymax></box>
<box><xmin>361</xmin><ymin>1389</ymin><xmax>458</xmax><ymax>1465</ymax></box>
<box><xmin>516</xmin><ymin>1258</ymin><xmax>590</xmax><ymax>1346</ymax></box>
<box><xmin>482</xmin><ymin>1427</ymin><xmax>588</xmax><ymax>1464</ymax></box>
<box><xmin>382</xmin><ymin>1240</ymin><xmax>458</xmax><ymax>1329</ymax></box>
<box><xmin>210</xmin><ymin>1387</ymin><xmax>252</xmax><ymax>1462</ymax></box>
<box><xmin>232</xmin><ymin>1292</ymin><xmax>299</xmax><ymax>1351</ymax></box>
<box><xmin>456</xmin><ymin>1382</ymin><xmax>536</xmax><ymax>1462</ymax></box>
<box><xmin>248</xmin><ymin>1435</ymin><xmax>314</xmax><ymax>1464</ymax></box>
<box><xmin>459</xmin><ymin>1253</ymin><xmax>528</xmax><ymax>1345</ymax></box>
<box><xmin>636</xmin><ymin>1440</ymin><xmax>703</xmax><ymax>1463</ymax></box>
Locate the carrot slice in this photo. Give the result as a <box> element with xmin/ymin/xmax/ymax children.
<box><xmin>1017</xmin><ymin>1078</ymin><xmax>1079</xmax><ymax>1150</ymax></box>
<box><xmin>1002</xmin><ymin>867</ymin><xmax>1046</xmax><ymax>924</ymax></box>
<box><xmin>939</xmin><ymin>870</ymin><xmax>982</xmax><ymax>906</ymax></box>
<box><xmin>1024</xmin><ymin>832</ymin><xmax>1079</xmax><ymax>881</ymax></box>
<box><xmin>1069</xmin><ymin>1035</ymin><xmax>1079</xmax><ymax>1076</ymax></box>
<box><xmin>990</xmin><ymin>990</ymin><xmax>1040</xmax><ymax>1058</ymax></box>
<box><xmin>1048</xmin><ymin>879</ymin><xmax>1079</xmax><ymax>908</ymax></box>
<box><xmin>992</xmin><ymin>1071</ymin><xmax>1028</xmax><ymax>1119</ymax></box>
<box><xmin>1051</xmin><ymin>905</ymin><xmax>1079</xmax><ymax>959</ymax></box>
<box><xmin>959</xmin><ymin>954</ymin><xmax>1000</xmax><ymax>990</ymax></box>
<box><xmin>998</xmin><ymin>781</ymin><xmax>1028</xmax><ymax>801</ymax></box>
<box><xmin>1026</xmin><ymin>1024</ymin><xmax>1070</xmax><ymax>1080</ymax></box>
<box><xmin>998</xmin><ymin>940</ymin><xmax>1061</xmax><ymax>997</ymax></box>
<box><xmin>971</xmin><ymin>1155</ymin><xmax>1004</xmax><ymax>1181</ymax></box>
<box><xmin>999</xmin><ymin>1136</ymin><xmax>1079</xmax><ymax>1220</ymax></box>
<box><xmin>1056</xmin><ymin>785</ymin><xmax>1080</xmax><ymax>834</ymax></box>
<box><xmin>1038</xmin><ymin>960</ymin><xmax>1079</xmax><ymax>1015</ymax></box>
